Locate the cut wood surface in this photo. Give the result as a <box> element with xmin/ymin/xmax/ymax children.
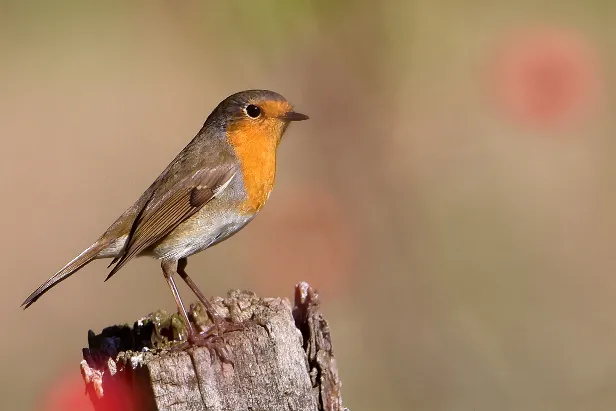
<box><xmin>81</xmin><ymin>282</ymin><xmax>347</xmax><ymax>411</ymax></box>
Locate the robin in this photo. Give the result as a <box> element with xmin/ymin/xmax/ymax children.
<box><xmin>22</xmin><ymin>89</ymin><xmax>309</xmax><ymax>348</ymax></box>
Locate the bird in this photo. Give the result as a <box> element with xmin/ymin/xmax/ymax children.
<box><xmin>22</xmin><ymin>89</ymin><xmax>309</xmax><ymax>348</ymax></box>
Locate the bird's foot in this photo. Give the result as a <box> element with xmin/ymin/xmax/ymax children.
<box><xmin>168</xmin><ymin>331</ymin><xmax>233</xmax><ymax>363</ymax></box>
<box><xmin>202</xmin><ymin>317</ymin><xmax>248</xmax><ymax>339</ymax></box>
<box><xmin>169</xmin><ymin>319</ymin><xmax>251</xmax><ymax>364</ymax></box>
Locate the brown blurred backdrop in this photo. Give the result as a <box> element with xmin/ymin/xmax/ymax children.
<box><xmin>1</xmin><ymin>1</ymin><xmax>616</xmax><ymax>410</ymax></box>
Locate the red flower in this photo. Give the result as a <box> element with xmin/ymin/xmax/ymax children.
<box><xmin>38</xmin><ymin>367</ymin><xmax>138</xmax><ymax>411</ymax></box>
<box><xmin>38</xmin><ymin>370</ymin><xmax>94</xmax><ymax>411</ymax></box>
<box><xmin>490</xmin><ymin>26</ymin><xmax>602</xmax><ymax>131</ymax></box>
<box><xmin>247</xmin><ymin>187</ymin><xmax>356</xmax><ymax>298</ymax></box>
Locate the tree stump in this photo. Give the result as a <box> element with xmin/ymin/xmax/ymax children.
<box><xmin>80</xmin><ymin>282</ymin><xmax>347</xmax><ymax>411</ymax></box>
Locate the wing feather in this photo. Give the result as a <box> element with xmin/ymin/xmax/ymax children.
<box><xmin>105</xmin><ymin>165</ymin><xmax>236</xmax><ymax>279</ymax></box>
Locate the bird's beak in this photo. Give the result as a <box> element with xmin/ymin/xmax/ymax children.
<box><xmin>278</xmin><ymin>111</ymin><xmax>309</xmax><ymax>121</ymax></box>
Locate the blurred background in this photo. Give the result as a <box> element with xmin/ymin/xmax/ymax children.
<box><xmin>1</xmin><ymin>1</ymin><xmax>615</xmax><ymax>410</ymax></box>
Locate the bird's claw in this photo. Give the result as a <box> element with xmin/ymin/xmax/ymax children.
<box><xmin>168</xmin><ymin>332</ymin><xmax>233</xmax><ymax>363</ymax></box>
<box><xmin>202</xmin><ymin>318</ymin><xmax>248</xmax><ymax>338</ymax></box>
<box><xmin>169</xmin><ymin>319</ymin><xmax>252</xmax><ymax>364</ymax></box>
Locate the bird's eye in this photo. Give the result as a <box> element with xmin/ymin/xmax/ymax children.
<box><xmin>245</xmin><ymin>104</ymin><xmax>261</xmax><ymax>118</ymax></box>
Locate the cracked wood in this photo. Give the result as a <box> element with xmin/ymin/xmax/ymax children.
<box><xmin>81</xmin><ymin>284</ymin><xmax>348</xmax><ymax>411</ymax></box>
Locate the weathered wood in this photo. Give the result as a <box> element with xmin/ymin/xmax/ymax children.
<box><xmin>80</xmin><ymin>283</ymin><xmax>347</xmax><ymax>411</ymax></box>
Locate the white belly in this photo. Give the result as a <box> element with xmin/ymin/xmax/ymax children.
<box><xmin>148</xmin><ymin>210</ymin><xmax>255</xmax><ymax>261</ymax></box>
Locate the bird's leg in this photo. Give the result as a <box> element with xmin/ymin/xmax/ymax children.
<box><xmin>177</xmin><ymin>258</ymin><xmax>245</xmax><ymax>338</ymax></box>
<box><xmin>162</xmin><ymin>260</ymin><xmax>232</xmax><ymax>361</ymax></box>
<box><xmin>177</xmin><ymin>257</ymin><xmax>223</xmax><ymax>324</ymax></box>
<box><xmin>161</xmin><ymin>260</ymin><xmax>197</xmax><ymax>340</ymax></box>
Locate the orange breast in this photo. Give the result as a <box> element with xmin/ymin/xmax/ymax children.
<box><xmin>226</xmin><ymin>119</ymin><xmax>280</xmax><ymax>214</ymax></box>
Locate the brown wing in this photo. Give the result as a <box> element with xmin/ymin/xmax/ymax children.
<box><xmin>105</xmin><ymin>164</ymin><xmax>237</xmax><ymax>280</ymax></box>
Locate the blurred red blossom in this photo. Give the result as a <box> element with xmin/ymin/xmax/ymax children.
<box><xmin>249</xmin><ymin>187</ymin><xmax>356</xmax><ymax>298</ymax></box>
<box><xmin>38</xmin><ymin>370</ymin><xmax>93</xmax><ymax>411</ymax></box>
<box><xmin>38</xmin><ymin>368</ymin><xmax>138</xmax><ymax>411</ymax></box>
<box><xmin>489</xmin><ymin>26</ymin><xmax>603</xmax><ymax>131</ymax></box>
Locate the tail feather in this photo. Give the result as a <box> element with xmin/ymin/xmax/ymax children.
<box><xmin>21</xmin><ymin>242</ymin><xmax>105</xmax><ymax>309</ymax></box>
